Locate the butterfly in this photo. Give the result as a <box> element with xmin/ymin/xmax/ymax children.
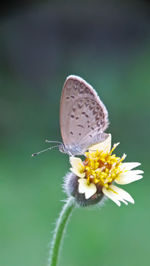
<box><xmin>58</xmin><ymin>75</ymin><xmax>109</xmax><ymax>155</ymax></box>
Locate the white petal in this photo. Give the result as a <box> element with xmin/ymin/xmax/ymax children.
<box><xmin>116</xmin><ymin>169</ymin><xmax>143</xmax><ymax>185</ymax></box>
<box><xmin>102</xmin><ymin>187</ymin><xmax>121</xmax><ymax>206</ymax></box>
<box><xmin>85</xmin><ymin>184</ymin><xmax>97</xmax><ymax>199</ymax></box>
<box><xmin>108</xmin><ymin>187</ymin><xmax>128</xmax><ymax>205</ymax></box>
<box><xmin>109</xmin><ymin>184</ymin><xmax>134</xmax><ymax>204</ymax></box>
<box><xmin>70</xmin><ymin>157</ymin><xmax>85</xmax><ymax>178</ymax></box>
<box><xmin>103</xmin><ymin>186</ymin><xmax>129</xmax><ymax>205</ymax></box>
<box><xmin>89</xmin><ymin>134</ymin><xmax>112</xmax><ymax>153</ymax></box>
<box><xmin>122</xmin><ymin>170</ymin><xmax>144</xmax><ymax>176</ymax></box>
<box><xmin>70</xmin><ymin>156</ymin><xmax>84</xmax><ymax>169</ymax></box>
<box><xmin>115</xmin><ymin>174</ymin><xmax>143</xmax><ymax>184</ymax></box>
<box><xmin>78</xmin><ymin>179</ymin><xmax>97</xmax><ymax>199</ymax></box>
<box><xmin>120</xmin><ymin>162</ymin><xmax>141</xmax><ymax>171</ymax></box>
<box><xmin>78</xmin><ymin>179</ymin><xmax>87</xmax><ymax>193</ymax></box>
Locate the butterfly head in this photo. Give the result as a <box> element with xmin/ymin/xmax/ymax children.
<box><xmin>59</xmin><ymin>143</ymin><xmax>84</xmax><ymax>156</ymax></box>
<box><xmin>59</xmin><ymin>143</ymin><xmax>74</xmax><ymax>155</ymax></box>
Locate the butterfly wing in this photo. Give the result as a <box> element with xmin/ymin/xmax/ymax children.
<box><xmin>60</xmin><ymin>75</ymin><xmax>109</xmax><ymax>155</ymax></box>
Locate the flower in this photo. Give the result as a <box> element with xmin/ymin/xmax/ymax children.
<box><xmin>69</xmin><ymin>134</ymin><xmax>143</xmax><ymax>206</ymax></box>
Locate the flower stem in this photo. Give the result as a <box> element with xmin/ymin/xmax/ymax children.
<box><xmin>49</xmin><ymin>197</ymin><xmax>75</xmax><ymax>266</ymax></box>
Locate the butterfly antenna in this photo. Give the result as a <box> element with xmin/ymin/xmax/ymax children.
<box><xmin>32</xmin><ymin>145</ymin><xmax>59</xmax><ymax>157</ymax></box>
<box><xmin>45</xmin><ymin>139</ymin><xmax>62</xmax><ymax>144</ymax></box>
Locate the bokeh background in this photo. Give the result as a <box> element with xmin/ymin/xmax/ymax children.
<box><xmin>0</xmin><ymin>1</ymin><xmax>150</xmax><ymax>266</ymax></box>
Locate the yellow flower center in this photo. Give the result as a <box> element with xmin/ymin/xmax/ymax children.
<box><xmin>82</xmin><ymin>146</ymin><xmax>125</xmax><ymax>189</ymax></box>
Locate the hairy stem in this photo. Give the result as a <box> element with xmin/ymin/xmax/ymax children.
<box><xmin>49</xmin><ymin>197</ymin><xmax>75</xmax><ymax>266</ymax></box>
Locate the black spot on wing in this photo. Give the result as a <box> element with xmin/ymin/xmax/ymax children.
<box><xmin>77</xmin><ymin>124</ymin><xmax>84</xmax><ymax>128</ymax></box>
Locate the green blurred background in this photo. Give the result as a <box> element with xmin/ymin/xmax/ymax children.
<box><xmin>0</xmin><ymin>1</ymin><xmax>150</xmax><ymax>265</ymax></box>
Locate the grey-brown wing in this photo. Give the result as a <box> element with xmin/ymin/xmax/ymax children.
<box><xmin>60</xmin><ymin>75</ymin><xmax>109</xmax><ymax>154</ymax></box>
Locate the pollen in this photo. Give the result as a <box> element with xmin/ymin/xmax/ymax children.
<box><xmin>83</xmin><ymin>145</ymin><xmax>125</xmax><ymax>189</ymax></box>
